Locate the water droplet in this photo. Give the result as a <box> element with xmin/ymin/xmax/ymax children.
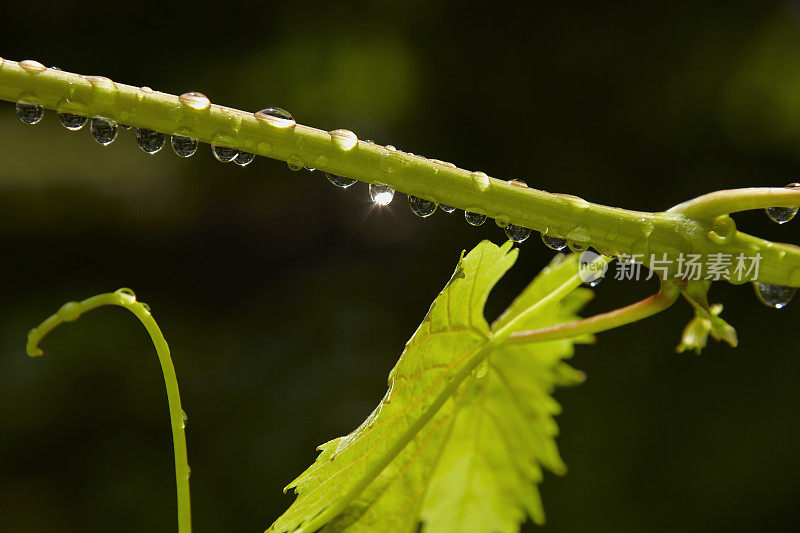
<box><xmin>16</xmin><ymin>101</ymin><xmax>43</xmax><ymax>125</ymax></box>
<box><xmin>58</xmin><ymin>113</ymin><xmax>88</xmax><ymax>131</ymax></box>
<box><xmin>330</xmin><ymin>129</ymin><xmax>358</xmax><ymax>151</ymax></box>
<box><xmin>115</xmin><ymin>288</ymin><xmax>137</xmax><ymax>302</ymax></box>
<box><xmin>568</xmin><ymin>241</ymin><xmax>587</xmax><ymax>252</ymax></box>
<box><xmin>325</xmin><ymin>173</ymin><xmax>356</xmax><ymax>188</ymax></box>
<box><xmin>171</xmin><ymin>135</ymin><xmax>198</xmax><ymax>157</ymax></box>
<box><xmin>464</xmin><ymin>211</ymin><xmax>487</xmax><ymax>226</ymax></box>
<box><xmin>439</xmin><ymin>204</ymin><xmax>456</xmax><ymax>213</ymax></box>
<box><xmin>286</xmin><ymin>155</ymin><xmax>304</xmax><ymax>171</ymax></box>
<box><xmin>753</xmin><ymin>282</ymin><xmax>796</xmax><ymax>308</ymax></box>
<box><xmin>90</xmin><ymin>118</ymin><xmax>118</xmax><ymax>146</ymax></box>
<box><xmin>181</xmin><ymin>410</ymin><xmax>188</xmax><ymax>429</ymax></box>
<box><xmin>19</xmin><ymin>59</ymin><xmax>46</xmax><ymax>73</ymax></box>
<box><xmin>119</xmin><ymin>124</ymin><xmax>132</xmax><ymax>130</ymax></box>
<box><xmin>505</xmin><ymin>224</ymin><xmax>531</xmax><ymax>243</ymax></box>
<box><xmin>470</xmin><ymin>171</ymin><xmax>491</xmax><ymax>191</ymax></box>
<box><xmin>140</xmin><ymin>302</ymin><xmax>152</xmax><ymax>313</ymax></box>
<box><xmin>179</xmin><ymin>91</ymin><xmax>210</xmax><ymax>111</ymax></box>
<box><xmin>541</xmin><ymin>234</ymin><xmax>568</xmax><ymax>251</ymax></box>
<box><xmin>85</xmin><ymin>76</ymin><xmax>118</xmax><ymax>106</ymax></box>
<box><xmin>766</xmin><ymin>183</ymin><xmax>800</xmax><ymax>224</ymax></box>
<box><xmin>254</xmin><ymin>107</ymin><xmax>295</xmax><ymax>128</ymax></box>
<box><xmin>369</xmin><ymin>184</ymin><xmax>395</xmax><ymax>206</ymax></box>
<box><xmin>408</xmin><ymin>196</ymin><xmax>437</xmax><ymax>217</ymax></box>
<box><xmin>233</xmin><ymin>151</ymin><xmax>255</xmax><ymax>167</ymax></box>
<box><xmin>508</xmin><ymin>179</ymin><xmax>528</xmax><ymax>188</ymax></box>
<box><xmin>136</xmin><ymin>128</ymin><xmax>166</xmax><ymax>154</ymax></box>
<box><xmin>472</xmin><ymin>358</ymin><xmax>489</xmax><ymax>379</ymax></box>
<box><xmin>212</xmin><ymin>145</ymin><xmax>238</xmax><ymax>162</ymax></box>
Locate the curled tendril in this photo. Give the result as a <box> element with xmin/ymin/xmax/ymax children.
<box><xmin>26</xmin><ymin>288</ymin><xmax>192</xmax><ymax>533</ymax></box>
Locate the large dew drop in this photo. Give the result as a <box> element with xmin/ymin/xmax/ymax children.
<box><xmin>330</xmin><ymin>129</ymin><xmax>358</xmax><ymax>151</ymax></box>
<box><xmin>136</xmin><ymin>128</ymin><xmax>166</xmax><ymax>154</ymax></box>
<box><xmin>505</xmin><ymin>224</ymin><xmax>532</xmax><ymax>243</ymax></box>
<box><xmin>58</xmin><ymin>113</ymin><xmax>88</xmax><ymax>131</ymax></box>
<box><xmin>254</xmin><ymin>107</ymin><xmax>295</xmax><ymax>128</ymax></box>
<box><xmin>325</xmin><ymin>173</ymin><xmax>356</xmax><ymax>188</ymax></box>
<box><xmin>465</xmin><ymin>211</ymin><xmax>487</xmax><ymax>226</ymax></box>
<box><xmin>753</xmin><ymin>282</ymin><xmax>796</xmax><ymax>309</ymax></box>
<box><xmin>233</xmin><ymin>151</ymin><xmax>255</xmax><ymax>167</ymax></box>
<box><xmin>541</xmin><ymin>234</ymin><xmax>568</xmax><ymax>251</ymax></box>
<box><xmin>19</xmin><ymin>59</ymin><xmax>46</xmax><ymax>73</ymax></box>
<box><xmin>369</xmin><ymin>184</ymin><xmax>395</xmax><ymax>206</ymax></box>
<box><xmin>766</xmin><ymin>182</ymin><xmax>800</xmax><ymax>224</ymax></box>
<box><xmin>171</xmin><ymin>135</ymin><xmax>198</xmax><ymax>157</ymax></box>
<box><xmin>179</xmin><ymin>91</ymin><xmax>211</xmax><ymax>111</ymax></box>
<box><xmin>16</xmin><ymin>101</ymin><xmax>43</xmax><ymax>125</ymax></box>
<box><xmin>90</xmin><ymin>118</ymin><xmax>118</xmax><ymax>146</ymax></box>
<box><xmin>212</xmin><ymin>145</ymin><xmax>238</xmax><ymax>162</ymax></box>
<box><xmin>408</xmin><ymin>196</ymin><xmax>437</xmax><ymax>217</ymax></box>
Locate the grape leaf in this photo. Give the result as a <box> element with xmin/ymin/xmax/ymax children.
<box><xmin>269</xmin><ymin>241</ymin><xmax>593</xmax><ymax>533</ymax></box>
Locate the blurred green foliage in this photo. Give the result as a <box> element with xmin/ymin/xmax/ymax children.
<box><xmin>1</xmin><ymin>1</ymin><xmax>799</xmax><ymax>531</ymax></box>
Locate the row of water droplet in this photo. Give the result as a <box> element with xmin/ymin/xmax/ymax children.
<box><xmin>12</xmin><ymin>98</ymin><xmax>799</xmax><ymax>307</ymax></box>
<box><xmin>755</xmin><ymin>182</ymin><xmax>800</xmax><ymax>308</ymax></box>
<box><xmin>15</xmin><ymin>99</ymin><xmax>295</xmax><ymax>167</ymax></box>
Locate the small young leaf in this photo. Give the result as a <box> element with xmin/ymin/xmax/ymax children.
<box><xmin>269</xmin><ymin>241</ymin><xmax>591</xmax><ymax>532</ymax></box>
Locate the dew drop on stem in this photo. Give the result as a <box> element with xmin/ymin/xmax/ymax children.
<box><xmin>233</xmin><ymin>151</ymin><xmax>255</xmax><ymax>167</ymax></box>
<box><xmin>439</xmin><ymin>204</ymin><xmax>456</xmax><ymax>214</ymax></box>
<box><xmin>504</xmin><ymin>224</ymin><xmax>531</xmax><ymax>243</ymax></box>
<box><xmin>369</xmin><ymin>184</ymin><xmax>395</xmax><ymax>206</ymax></box>
<box><xmin>330</xmin><ymin>129</ymin><xmax>358</xmax><ymax>151</ymax></box>
<box><xmin>179</xmin><ymin>91</ymin><xmax>211</xmax><ymax>111</ymax></box>
<box><xmin>58</xmin><ymin>113</ymin><xmax>88</xmax><ymax>131</ymax></box>
<box><xmin>254</xmin><ymin>107</ymin><xmax>295</xmax><ymax>128</ymax></box>
<box><xmin>326</xmin><ymin>173</ymin><xmax>356</xmax><ymax>188</ymax></box>
<box><xmin>765</xmin><ymin>182</ymin><xmax>800</xmax><ymax>224</ymax></box>
<box><xmin>753</xmin><ymin>282</ymin><xmax>796</xmax><ymax>309</ymax></box>
<box><xmin>408</xmin><ymin>196</ymin><xmax>437</xmax><ymax>217</ymax></box>
<box><xmin>19</xmin><ymin>59</ymin><xmax>46</xmax><ymax>73</ymax></box>
<box><xmin>16</xmin><ymin>101</ymin><xmax>43</xmax><ymax>125</ymax></box>
<box><xmin>541</xmin><ymin>234</ymin><xmax>568</xmax><ymax>251</ymax></box>
<box><xmin>211</xmin><ymin>145</ymin><xmax>238</xmax><ymax>162</ymax></box>
<box><xmin>90</xmin><ymin>118</ymin><xmax>118</xmax><ymax>146</ymax></box>
<box><xmin>464</xmin><ymin>211</ymin><xmax>487</xmax><ymax>226</ymax></box>
<box><xmin>136</xmin><ymin>128</ymin><xmax>166</xmax><ymax>154</ymax></box>
<box><xmin>171</xmin><ymin>135</ymin><xmax>198</xmax><ymax>157</ymax></box>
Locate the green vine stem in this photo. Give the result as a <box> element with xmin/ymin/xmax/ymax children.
<box><xmin>2</xmin><ymin>57</ymin><xmax>800</xmax><ymax>287</ymax></box>
<box><xmin>509</xmin><ymin>277</ymin><xmax>682</xmax><ymax>344</ymax></box>
<box><xmin>26</xmin><ymin>288</ymin><xmax>192</xmax><ymax>533</ymax></box>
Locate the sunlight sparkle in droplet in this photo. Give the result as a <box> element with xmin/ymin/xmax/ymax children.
<box><xmin>370</xmin><ymin>184</ymin><xmax>395</xmax><ymax>206</ymax></box>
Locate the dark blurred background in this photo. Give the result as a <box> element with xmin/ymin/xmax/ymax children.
<box><xmin>2</xmin><ymin>1</ymin><xmax>800</xmax><ymax>531</ymax></box>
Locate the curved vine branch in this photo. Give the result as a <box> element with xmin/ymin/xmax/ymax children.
<box><xmin>2</xmin><ymin>58</ymin><xmax>800</xmax><ymax>287</ymax></box>
<box><xmin>26</xmin><ymin>288</ymin><xmax>192</xmax><ymax>533</ymax></box>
